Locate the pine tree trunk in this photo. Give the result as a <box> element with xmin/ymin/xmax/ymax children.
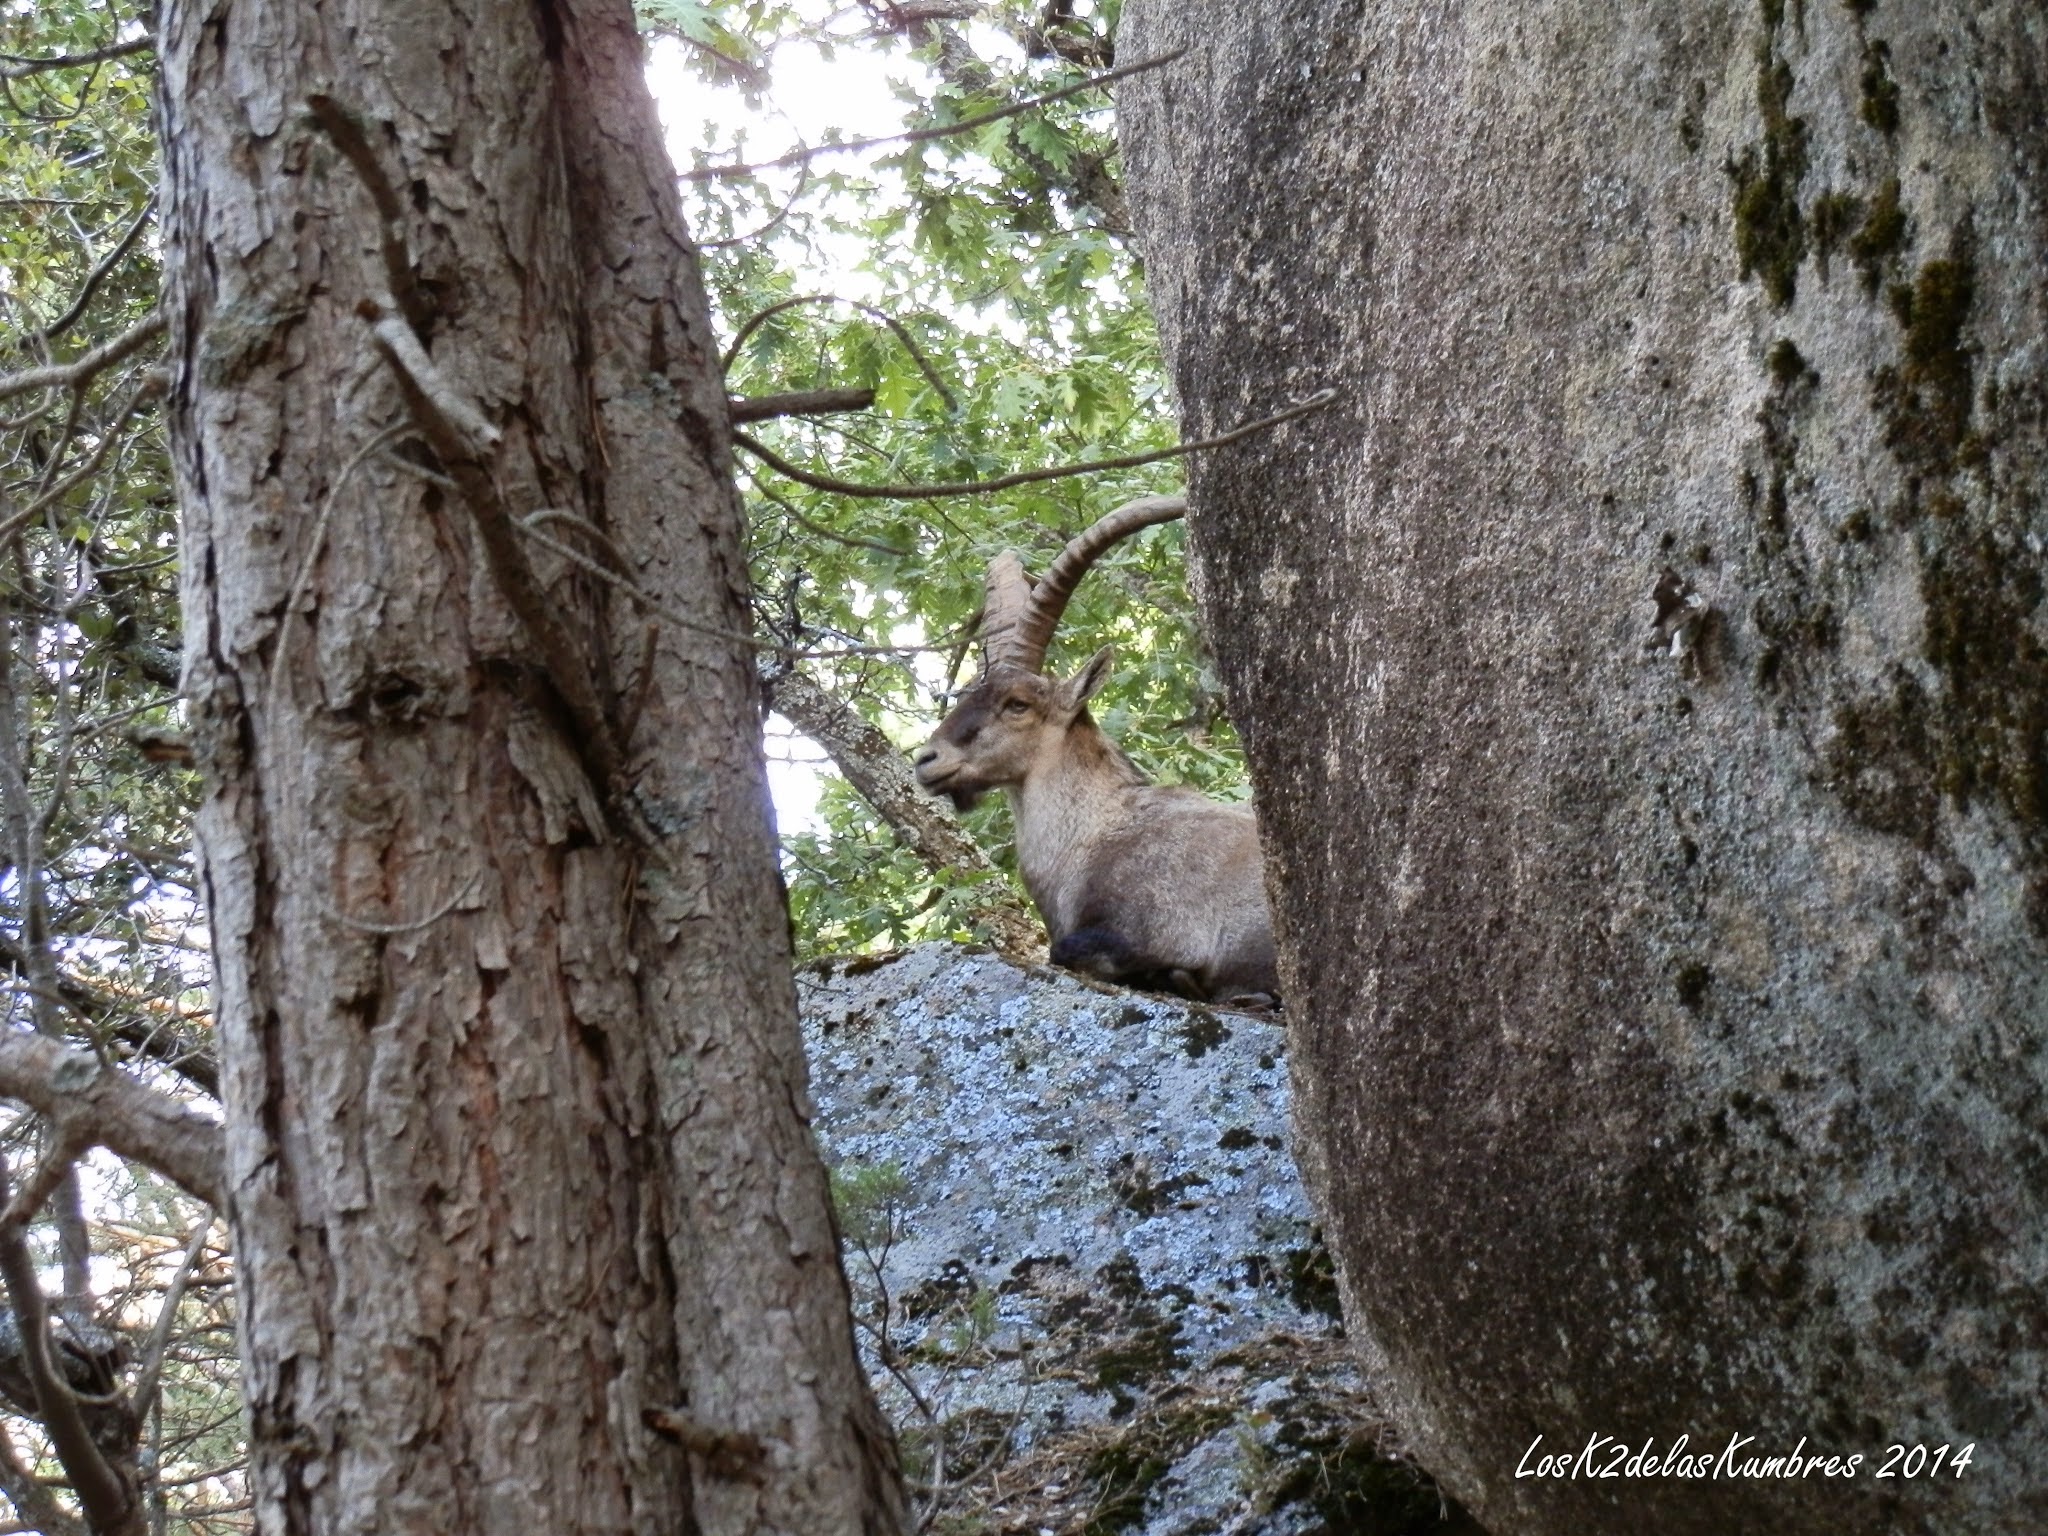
<box><xmin>158</xmin><ymin>3</ymin><xmax>903</xmax><ymax>1531</ymax></box>
<box><xmin>1120</xmin><ymin>3</ymin><xmax>2048</xmax><ymax>1533</ymax></box>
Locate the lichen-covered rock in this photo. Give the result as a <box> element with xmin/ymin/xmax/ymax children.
<box><xmin>798</xmin><ymin>945</ymin><xmax>1475</xmax><ymax>1533</ymax></box>
<box><xmin>1116</xmin><ymin>4</ymin><xmax>2048</xmax><ymax>1534</ymax></box>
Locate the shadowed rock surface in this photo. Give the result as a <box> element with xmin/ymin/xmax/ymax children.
<box><xmin>1117</xmin><ymin>3</ymin><xmax>2048</xmax><ymax>1533</ymax></box>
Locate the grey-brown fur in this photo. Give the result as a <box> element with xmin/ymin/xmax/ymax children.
<box><xmin>913</xmin><ymin>504</ymin><xmax>1278</xmax><ymax>1001</ymax></box>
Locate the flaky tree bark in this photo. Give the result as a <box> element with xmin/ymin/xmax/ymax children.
<box><xmin>1122</xmin><ymin>4</ymin><xmax>2048</xmax><ymax>1534</ymax></box>
<box><xmin>159</xmin><ymin>3</ymin><xmax>903</xmax><ymax>1532</ymax></box>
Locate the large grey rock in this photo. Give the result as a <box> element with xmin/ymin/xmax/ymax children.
<box><xmin>799</xmin><ymin>945</ymin><xmax>1474</xmax><ymax>1533</ymax></box>
<box><xmin>1116</xmin><ymin>3</ymin><xmax>2048</xmax><ymax>1534</ymax></box>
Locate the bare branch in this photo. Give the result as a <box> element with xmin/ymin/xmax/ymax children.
<box><xmin>129</xmin><ymin>1219</ymin><xmax>215</xmax><ymax>1422</ymax></box>
<box><xmin>0</xmin><ymin>1418</ymin><xmax>83</xmax><ymax>1536</ymax></box>
<box><xmin>305</xmin><ymin>96</ymin><xmax>433</xmax><ymax>335</ymax></box>
<box><xmin>351</xmin><ymin>305</ymin><xmax>623</xmax><ymax>799</ymax></box>
<box><xmin>723</xmin><ymin>293</ymin><xmax>957</xmax><ymax>413</ymax></box>
<box><xmin>765</xmin><ymin>669</ymin><xmax>1042</xmax><ymax>958</ymax></box>
<box><xmin>0</xmin><ymin>1155</ymin><xmax>140</xmax><ymax>1536</ymax></box>
<box><xmin>0</xmin><ymin>930</ymin><xmax>217</xmax><ymax>1098</ymax></box>
<box><xmin>265</xmin><ymin>340</ymin><xmax>628</xmax><ymax>963</ymax></box>
<box><xmin>0</xmin><ymin>1125</ymin><xmax>88</xmax><ymax>1230</ymax></box>
<box><xmin>734</xmin><ymin>387</ymin><xmax>1338</xmax><ymax>501</ymax></box>
<box><xmin>683</xmin><ymin>49</ymin><xmax>1185</xmax><ymax>182</ymax></box>
<box><xmin>0</xmin><ymin>1032</ymin><xmax>223</xmax><ymax>1208</ymax></box>
<box><xmin>0</xmin><ymin>35</ymin><xmax>153</xmax><ymax>82</ymax></box>
<box><xmin>728</xmin><ymin>387</ymin><xmax>876</xmax><ymax>424</ymax></box>
<box><xmin>361</xmin><ymin>308</ymin><xmax>500</xmax><ymax>451</ymax></box>
<box><xmin>0</xmin><ymin>310</ymin><xmax>164</xmax><ymax>403</ymax></box>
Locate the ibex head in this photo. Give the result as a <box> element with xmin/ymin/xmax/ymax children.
<box><xmin>912</xmin><ymin>495</ymin><xmax>1185</xmax><ymax>809</ymax></box>
<box><xmin>913</xmin><ymin>651</ymin><xmax>1114</xmax><ymax>812</ymax></box>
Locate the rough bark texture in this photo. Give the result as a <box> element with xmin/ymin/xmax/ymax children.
<box><xmin>158</xmin><ymin>3</ymin><xmax>903</xmax><ymax>1532</ymax></box>
<box><xmin>1120</xmin><ymin>4</ymin><xmax>2048</xmax><ymax>1534</ymax></box>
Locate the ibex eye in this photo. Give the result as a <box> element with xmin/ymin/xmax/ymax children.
<box><xmin>1002</xmin><ymin>698</ymin><xmax>1031</xmax><ymax>716</ymax></box>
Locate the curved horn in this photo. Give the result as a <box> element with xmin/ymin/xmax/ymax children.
<box><xmin>1008</xmin><ymin>494</ymin><xmax>1187</xmax><ymax>672</ymax></box>
<box><xmin>979</xmin><ymin>550</ymin><xmax>1035</xmax><ymax>670</ymax></box>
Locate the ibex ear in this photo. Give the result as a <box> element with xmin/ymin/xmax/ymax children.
<box><xmin>1066</xmin><ymin>646</ymin><xmax>1115</xmax><ymax>708</ymax></box>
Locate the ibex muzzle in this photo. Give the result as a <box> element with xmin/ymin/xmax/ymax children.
<box><xmin>914</xmin><ymin>496</ymin><xmax>1278</xmax><ymax>1003</ymax></box>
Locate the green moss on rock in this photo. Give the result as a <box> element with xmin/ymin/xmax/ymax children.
<box><xmin>1919</xmin><ymin>531</ymin><xmax>2048</xmax><ymax>840</ymax></box>
<box><xmin>1849</xmin><ymin>175</ymin><xmax>1909</xmax><ymax>293</ymax></box>
<box><xmin>1873</xmin><ymin>242</ymin><xmax>1976</xmax><ymax>479</ymax></box>
<box><xmin>1860</xmin><ymin>38</ymin><xmax>1901</xmax><ymax>134</ymax></box>
<box><xmin>1178</xmin><ymin>1005</ymin><xmax>1229</xmax><ymax>1058</ymax></box>
<box><xmin>1823</xmin><ymin>673</ymin><xmax>1941</xmax><ymax>846</ymax></box>
<box><xmin>1809</xmin><ymin>189</ymin><xmax>1864</xmax><ymax>281</ymax></box>
<box><xmin>1081</xmin><ymin>1403</ymin><xmax>1236</xmax><ymax>1534</ymax></box>
<box><xmin>1675</xmin><ymin>960</ymin><xmax>1712</xmax><ymax>1012</ymax></box>
<box><xmin>1766</xmin><ymin>337</ymin><xmax>1810</xmax><ymax>384</ymax></box>
<box><xmin>1284</xmin><ymin>1237</ymin><xmax>1344</xmax><ymax>1321</ymax></box>
<box><xmin>1266</xmin><ymin>1423</ymin><xmax>1459</xmax><ymax>1535</ymax></box>
<box><xmin>1817</xmin><ymin>211</ymin><xmax>2048</xmax><ymax>926</ymax></box>
<box><xmin>1730</xmin><ymin>42</ymin><xmax>1811</xmax><ymax>308</ymax></box>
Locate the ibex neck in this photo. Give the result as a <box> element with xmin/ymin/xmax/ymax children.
<box><xmin>1008</xmin><ymin>713</ymin><xmax>1146</xmax><ymax>927</ymax></box>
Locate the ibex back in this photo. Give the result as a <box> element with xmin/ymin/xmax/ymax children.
<box><xmin>913</xmin><ymin>496</ymin><xmax>1278</xmax><ymax>1002</ymax></box>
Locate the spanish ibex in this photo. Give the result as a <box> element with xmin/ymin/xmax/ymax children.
<box><xmin>913</xmin><ymin>496</ymin><xmax>1278</xmax><ymax>1002</ymax></box>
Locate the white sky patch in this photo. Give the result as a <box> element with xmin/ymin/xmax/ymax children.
<box><xmin>763</xmin><ymin>712</ymin><xmax>831</xmax><ymax>835</ymax></box>
<box><xmin>649</xmin><ymin>25</ymin><xmax>922</xmax><ymax>311</ymax></box>
<box><xmin>645</xmin><ymin>29</ymin><xmax>927</xmax><ymax>838</ymax></box>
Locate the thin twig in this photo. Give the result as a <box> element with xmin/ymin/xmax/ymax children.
<box><xmin>683</xmin><ymin>49</ymin><xmax>1185</xmax><ymax>182</ymax></box>
<box><xmin>20</xmin><ymin>195</ymin><xmax>156</xmax><ymax>349</ymax></box>
<box><xmin>306</xmin><ymin>97</ymin><xmax>433</xmax><ymax>335</ymax></box>
<box><xmin>0</xmin><ymin>1124</ymin><xmax>87</xmax><ymax>1229</ymax></box>
<box><xmin>0</xmin><ymin>62</ymin><xmax>107</xmax><ymax>126</ymax></box>
<box><xmin>909</xmin><ymin>1378</ymin><xmax>1035</xmax><ymax>1517</ymax></box>
<box><xmin>664</xmin><ymin>27</ymin><xmax>769</xmax><ymax>94</ymax></box>
<box><xmin>128</xmin><ymin>1218</ymin><xmax>213</xmax><ymax>1423</ymax></box>
<box><xmin>267</xmin><ymin>423</ymin><xmax>415</xmax><ymax>703</ymax></box>
<box><xmin>362</xmin><ymin>306</ymin><xmax>499</xmax><ymax>450</ymax></box>
<box><xmin>727</xmin><ymin>386</ymin><xmax>876</xmax><ymax>424</ymax></box>
<box><xmin>741</xmin><ymin>462</ymin><xmax>910</xmax><ymax>557</ymax></box>
<box><xmin>0</xmin><ymin>1417</ymin><xmax>83</xmax><ymax>1536</ymax></box>
<box><xmin>322</xmin><ymin>870</ymin><xmax>480</xmax><ymax>935</ymax></box>
<box><xmin>0</xmin><ymin>35</ymin><xmax>153</xmax><ymax>81</ymax></box>
<box><xmin>0</xmin><ymin>309</ymin><xmax>164</xmax><ymax>403</ymax></box>
<box><xmin>0</xmin><ymin>1153</ymin><xmax>137</xmax><ymax>1536</ymax></box>
<box><xmin>348</xmin><ymin>300</ymin><xmax>622</xmax><ymax>798</ymax></box>
<box><xmin>0</xmin><ymin>369</ymin><xmax>166</xmax><ymax>543</ymax></box>
<box><xmin>513</xmin><ymin>512</ymin><xmax>767</xmax><ymax>653</ymax></box>
<box><xmin>619</xmin><ymin>621</ymin><xmax>660</xmax><ymax>746</ymax></box>
<box><xmin>722</xmin><ymin>293</ymin><xmax>957</xmax><ymax>412</ymax></box>
<box><xmin>734</xmin><ymin>387</ymin><xmax>1338</xmax><ymax>501</ymax></box>
<box><xmin>696</xmin><ymin>152</ymin><xmax>812</xmax><ymax>253</ymax></box>
<box><xmin>514</xmin><ymin>510</ymin><xmax>943</xmax><ymax>661</ymax></box>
